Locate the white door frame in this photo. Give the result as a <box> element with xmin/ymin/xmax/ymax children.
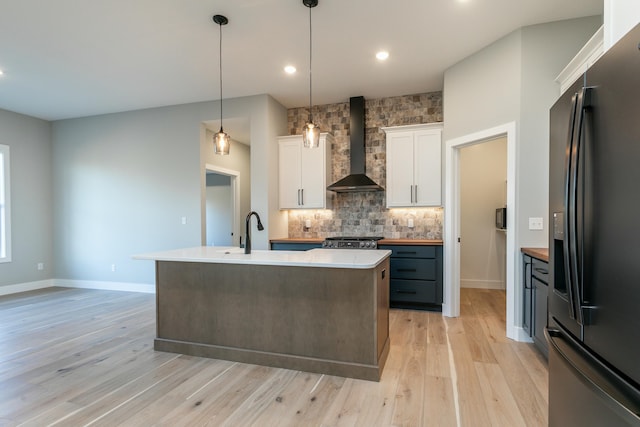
<box><xmin>204</xmin><ymin>164</ymin><xmax>241</xmax><ymax>247</ymax></box>
<box><xmin>444</xmin><ymin>122</ymin><xmax>523</xmax><ymax>341</ymax></box>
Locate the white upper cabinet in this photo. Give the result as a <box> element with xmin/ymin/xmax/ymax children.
<box><xmin>278</xmin><ymin>133</ymin><xmax>332</xmax><ymax>210</ymax></box>
<box><xmin>383</xmin><ymin>123</ymin><xmax>443</xmax><ymax>208</ymax></box>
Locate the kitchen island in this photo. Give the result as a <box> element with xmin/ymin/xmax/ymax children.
<box><xmin>134</xmin><ymin>247</ymin><xmax>391</xmax><ymax>381</ymax></box>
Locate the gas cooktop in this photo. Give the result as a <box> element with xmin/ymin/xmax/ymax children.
<box><xmin>322</xmin><ymin>236</ymin><xmax>383</xmax><ymax>249</ymax></box>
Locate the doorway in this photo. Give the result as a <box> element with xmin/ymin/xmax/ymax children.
<box><xmin>205</xmin><ymin>165</ymin><xmax>241</xmax><ymax>247</ymax></box>
<box><xmin>459</xmin><ymin>137</ymin><xmax>507</xmax><ymax>291</ymax></box>
<box><xmin>444</xmin><ymin>122</ymin><xmax>524</xmax><ymax>341</ymax></box>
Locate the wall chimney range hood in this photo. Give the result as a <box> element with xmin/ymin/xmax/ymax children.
<box><xmin>327</xmin><ymin>96</ymin><xmax>384</xmax><ymax>192</ymax></box>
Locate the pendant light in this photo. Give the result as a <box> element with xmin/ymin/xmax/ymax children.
<box><xmin>302</xmin><ymin>0</ymin><xmax>320</xmax><ymax>148</ymax></box>
<box><xmin>213</xmin><ymin>14</ymin><xmax>230</xmax><ymax>155</ymax></box>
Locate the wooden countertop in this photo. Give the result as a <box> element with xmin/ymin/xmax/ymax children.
<box><xmin>270</xmin><ymin>238</ymin><xmax>443</xmax><ymax>246</ymax></box>
<box><xmin>521</xmin><ymin>247</ymin><xmax>549</xmax><ymax>262</ymax></box>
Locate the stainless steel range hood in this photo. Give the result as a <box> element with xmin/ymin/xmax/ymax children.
<box><xmin>327</xmin><ymin>96</ymin><xmax>384</xmax><ymax>193</ymax></box>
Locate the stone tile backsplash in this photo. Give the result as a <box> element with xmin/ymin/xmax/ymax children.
<box><xmin>286</xmin><ymin>92</ymin><xmax>443</xmax><ymax>239</ymax></box>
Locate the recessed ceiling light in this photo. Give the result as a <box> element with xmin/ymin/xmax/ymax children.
<box><xmin>284</xmin><ymin>65</ymin><xmax>297</xmax><ymax>74</ymax></box>
<box><xmin>0</xmin><ymin>70</ymin><xmax>4</xmax><ymax>76</ymax></box>
<box><xmin>376</xmin><ymin>51</ymin><xmax>389</xmax><ymax>61</ymax></box>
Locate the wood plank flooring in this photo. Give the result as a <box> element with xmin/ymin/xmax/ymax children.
<box><xmin>0</xmin><ymin>287</ymin><xmax>547</xmax><ymax>426</ymax></box>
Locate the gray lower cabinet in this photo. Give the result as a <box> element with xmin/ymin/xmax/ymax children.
<box><xmin>270</xmin><ymin>241</ymin><xmax>443</xmax><ymax>311</ymax></box>
<box><xmin>378</xmin><ymin>245</ymin><xmax>443</xmax><ymax>311</ymax></box>
<box><xmin>523</xmin><ymin>253</ymin><xmax>549</xmax><ymax>357</ymax></box>
<box><xmin>523</xmin><ymin>255</ymin><xmax>533</xmax><ymax>336</ymax></box>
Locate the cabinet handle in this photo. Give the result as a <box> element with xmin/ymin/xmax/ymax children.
<box><xmin>396</xmin><ymin>290</ymin><xmax>417</xmax><ymax>294</ymax></box>
<box><xmin>414</xmin><ymin>185</ymin><xmax>418</xmax><ymax>204</ymax></box>
<box><xmin>534</xmin><ymin>267</ymin><xmax>548</xmax><ymax>274</ymax></box>
<box><xmin>297</xmin><ymin>189</ymin><xmax>301</xmax><ymax>206</ymax></box>
<box><xmin>397</xmin><ymin>268</ymin><xmax>417</xmax><ymax>272</ymax></box>
<box><xmin>397</xmin><ymin>251</ymin><xmax>417</xmax><ymax>255</ymax></box>
<box><xmin>410</xmin><ymin>185</ymin><xmax>414</xmax><ymax>204</ymax></box>
<box><xmin>301</xmin><ymin>188</ymin><xmax>304</xmax><ymax>205</ymax></box>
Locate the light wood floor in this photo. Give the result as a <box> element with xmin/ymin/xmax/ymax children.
<box><xmin>0</xmin><ymin>287</ymin><xmax>547</xmax><ymax>426</ymax></box>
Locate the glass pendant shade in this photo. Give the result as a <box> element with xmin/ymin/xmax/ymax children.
<box><xmin>214</xmin><ymin>127</ymin><xmax>230</xmax><ymax>155</ymax></box>
<box><xmin>302</xmin><ymin>121</ymin><xmax>320</xmax><ymax>148</ymax></box>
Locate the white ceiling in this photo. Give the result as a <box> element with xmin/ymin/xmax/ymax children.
<box><xmin>0</xmin><ymin>0</ymin><xmax>602</xmax><ymax>124</ymax></box>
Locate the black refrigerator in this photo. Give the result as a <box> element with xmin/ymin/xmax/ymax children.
<box><xmin>547</xmin><ymin>23</ymin><xmax>640</xmax><ymax>426</ymax></box>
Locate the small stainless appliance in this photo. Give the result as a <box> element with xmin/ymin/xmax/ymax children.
<box><xmin>322</xmin><ymin>236</ymin><xmax>383</xmax><ymax>249</ymax></box>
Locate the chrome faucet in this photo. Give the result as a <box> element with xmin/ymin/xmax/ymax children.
<box><xmin>244</xmin><ymin>211</ymin><xmax>264</xmax><ymax>254</ymax></box>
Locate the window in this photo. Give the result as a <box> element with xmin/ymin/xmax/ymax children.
<box><xmin>0</xmin><ymin>144</ymin><xmax>10</xmax><ymax>262</ymax></box>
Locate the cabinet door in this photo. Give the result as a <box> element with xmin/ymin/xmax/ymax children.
<box><xmin>386</xmin><ymin>132</ymin><xmax>415</xmax><ymax>207</ymax></box>
<box><xmin>533</xmin><ymin>277</ymin><xmax>549</xmax><ymax>356</ymax></box>
<box><xmin>389</xmin><ymin>258</ymin><xmax>436</xmax><ymax>280</ymax></box>
<box><xmin>523</xmin><ymin>255</ymin><xmax>533</xmax><ymax>337</ymax></box>
<box><xmin>390</xmin><ymin>279</ymin><xmax>438</xmax><ymax>304</ymax></box>
<box><xmin>279</xmin><ymin>138</ymin><xmax>302</xmax><ymax>209</ymax></box>
<box><xmin>414</xmin><ymin>129</ymin><xmax>442</xmax><ymax>206</ymax></box>
<box><xmin>299</xmin><ymin>136</ymin><xmax>326</xmax><ymax>208</ymax></box>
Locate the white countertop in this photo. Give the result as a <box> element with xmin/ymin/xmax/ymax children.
<box><xmin>133</xmin><ymin>246</ymin><xmax>391</xmax><ymax>269</ymax></box>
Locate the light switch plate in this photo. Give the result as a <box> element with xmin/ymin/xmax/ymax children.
<box><xmin>529</xmin><ymin>217</ymin><xmax>544</xmax><ymax>230</ymax></box>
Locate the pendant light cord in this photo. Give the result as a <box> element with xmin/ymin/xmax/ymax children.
<box><xmin>308</xmin><ymin>4</ymin><xmax>313</xmax><ymax>123</ymax></box>
<box><xmin>219</xmin><ymin>21</ymin><xmax>223</xmax><ymax>131</ymax></box>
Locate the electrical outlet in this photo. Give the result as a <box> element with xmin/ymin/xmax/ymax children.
<box><xmin>37</xmin><ymin>263</ymin><xmax>44</xmax><ymax>271</ymax></box>
<box><xmin>111</xmin><ymin>264</ymin><xmax>117</xmax><ymax>272</ymax></box>
<box><xmin>408</xmin><ymin>218</ymin><xmax>414</xmax><ymax>228</ymax></box>
<box><xmin>181</xmin><ymin>216</ymin><xmax>187</xmax><ymax>225</ymax></box>
<box><xmin>305</xmin><ymin>219</ymin><xmax>312</xmax><ymax>229</ymax></box>
<box><xmin>529</xmin><ymin>217</ymin><xmax>544</xmax><ymax>230</ymax></box>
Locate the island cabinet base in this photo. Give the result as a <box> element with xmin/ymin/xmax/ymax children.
<box><xmin>154</xmin><ymin>259</ymin><xmax>390</xmax><ymax>381</ymax></box>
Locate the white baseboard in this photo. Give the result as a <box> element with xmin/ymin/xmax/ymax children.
<box><xmin>0</xmin><ymin>279</ymin><xmax>155</xmax><ymax>296</ymax></box>
<box><xmin>54</xmin><ymin>279</ymin><xmax>155</xmax><ymax>294</ymax></box>
<box><xmin>460</xmin><ymin>279</ymin><xmax>505</xmax><ymax>290</ymax></box>
<box><xmin>0</xmin><ymin>279</ymin><xmax>54</xmax><ymax>296</ymax></box>
<box><xmin>512</xmin><ymin>326</ymin><xmax>534</xmax><ymax>343</ymax></box>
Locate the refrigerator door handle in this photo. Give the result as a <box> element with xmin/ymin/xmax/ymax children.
<box><xmin>546</xmin><ymin>325</ymin><xmax>640</xmax><ymax>424</ymax></box>
<box><xmin>564</xmin><ymin>92</ymin><xmax>579</xmax><ymax>321</ymax></box>
<box><xmin>570</xmin><ymin>87</ymin><xmax>592</xmax><ymax>326</ymax></box>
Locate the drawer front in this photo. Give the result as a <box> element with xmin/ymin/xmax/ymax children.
<box><xmin>390</xmin><ymin>279</ymin><xmax>439</xmax><ymax>304</ymax></box>
<box><xmin>379</xmin><ymin>245</ymin><xmax>436</xmax><ymax>259</ymax></box>
<box><xmin>532</xmin><ymin>258</ymin><xmax>549</xmax><ymax>284</ymax></box>
<box><xmin>390</xmin><ymin>258</ymin><xmax>436</xmax><ymax>280</ymax></box>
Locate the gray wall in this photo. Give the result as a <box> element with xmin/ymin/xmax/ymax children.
<box><xmin>203</xmin><ymin>131</ymin><xmax>251</xmax><ymax>246</ymax></box>
<box><xmin>518</xmin><ymin>17</ymin><xmax>603</xmax><ymax>247</ymax></box>
<box><xmin>443</xmin><ymin>30</ymin><xmax>522</xmax><ymax>141</ymax></box>
<box><xmin>444</xmin><ymin>16</ymin><xmax>601</xmax><ymax>250</ymax></box>
<box><xmin>0</xmin><ymin>109</ymin><xmax>53</xmax><ymax>288</ymax></box>
<box><xmin>53</xmin><ymin>94</ymin><xmax>287</xmax><ymax>286</ymax></box>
